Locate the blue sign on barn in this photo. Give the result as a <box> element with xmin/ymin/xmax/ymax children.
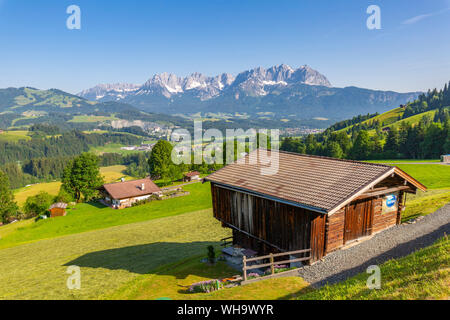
<box><xmin>382</xmin><ymin>192</ymin><xmax>399</xmax><ymax>214</ymax></box>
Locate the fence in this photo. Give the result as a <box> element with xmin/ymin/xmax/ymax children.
<box><xmin>242</xmin><ymin>248</ymin><xmax>311</xmax><ymax>285</ymax></box>
<box><xmin>220</xmin><ymin>236</ymin><xmax>233</xmax><ymax>247</ymax></box>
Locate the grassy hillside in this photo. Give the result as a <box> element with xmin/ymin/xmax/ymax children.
<box><xmin>365</xmin><ymin>161</ymin><xmax>450</xmax><ymax>222</ymax></box>
<box><xmin>106</xmin><ymin>255</ymin><xmax>309</xmax><ymax>300</ymax></box>
<box><xmin>1</xmin><ymin>182</ymin><xmax>212</xmax><ymax>249</ymax></box>
<box><xmin>296</xmin><ymin>237</ymin><xmax>449</xmax><ymax>300</ymax></box>
<box><xmin>13</xmin><ymin>165</ymin><xmax>133</xmax><ymax>206</ymax></box>
<box><xmin>108</xmin><ymin>237</ymin><xmax>449</xmax><ymax>300</ymax></box>
<box><xmin>395</xmin><ymin>164</ymin><xmax>450</xmax><ymax>189</ymax></box>
<box><xmin>0</xmin><ymin>130</ymin><xmax>31</xmax><ymax>142</ymax></box>
<box><xmin>335</xmin><ymin>107</ymin><xmax>441</xmax><ymax>137</ymax></box>
<box><xmin>0</xmin><ymin>209</ymin><xmax>230</xmax><ymax>300</ymax></box>
<box><xmin>335</xmin><ymin>107</ymin><xmax>404</xmax><ymax>134</ymax></box>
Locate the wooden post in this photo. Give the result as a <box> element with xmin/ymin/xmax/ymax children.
<box><xmin>242</xmin><ymin>256</ymin><xmax>247</xmax><ymax>282</ymax></box>
<box><xmin>270</xmin><ymin>253</ymin><xmax>274</xmax><ymax>275</ymax></box>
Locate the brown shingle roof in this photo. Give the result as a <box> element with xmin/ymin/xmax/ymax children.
<box><xmin>103</xmin><ymin>178</ymin><xmax>161</xmax><ymax>200</ymax></box>
<box><xmin>49</xmin><ymin>202</ymin><xmax>68</xmax><ymax>210</ymax></box>
<box><xmin>185</xmin><ymin>171</ymin><xmax>200</xmax><ymax>177</ymax></box>
<box><xmin>205</xmin><ymin>149</ymin><xmax>397</xmax><ymax>214</ymax></box>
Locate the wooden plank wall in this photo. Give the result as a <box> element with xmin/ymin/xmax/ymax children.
<box><xmin>372</xmin><ymin>197</ymin><xmax>398</xmax><ymax>233</ymax></box>
<box><xmin>211</xmin><ymin>184</ymin><xmax>324</xmax><ymax>260</ymax></box>
<box><xmin>324</xmin><ymin>207</ymin><xmax>345</xmax><ymax>254</ymax></box>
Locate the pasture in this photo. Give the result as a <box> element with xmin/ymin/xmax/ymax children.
<box><xmin>0</xmin><ymin>160</ymin><xmax>448</xmax><ymax>300</ymax></box>
<box><xmin>13</xmin><ymin>165</ymin><xmax>133</xmax><ymax>206</ymax></box>
<box><xmin>0</xmin><ymin>130</ymin><xmax>31</xmax><ymax>142</ymax></box>
<box><xmin>0</xmin><ymin>209</ymin><xmax>230</xmax><ymax>300</ymax></box>
<box><xmin>90</xmin><ymin>143</ymin><xmax>141</xmax><ymax>155</ymax></box>
<box><xmin>1</xmin><ymin>182</ymin><xmax>211</xmax><ymax>249</ymax></box>
<box><xmin>296</xmin><ymin>237</ymin><xmax>449</xmax><ymax>300</ymax></box>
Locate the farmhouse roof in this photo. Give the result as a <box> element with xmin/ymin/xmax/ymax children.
<box><xmin>184</xmin><ymin>171</ymin><xmax>200</xmax><ymax>177</ymax></box>
<box><xmin>103</xmin><ymin>178</ymin><xmax>161</xmax><ymax>200</ymax></box>
<box><xmin>205</xmin><ymin>149</ymin><xmax>426</xmax><ymax>215</ymax></box>
<box><xmin>49</xmin><ymin>202</ymin><xmax>68</xmax><ymax>210</ymax></box>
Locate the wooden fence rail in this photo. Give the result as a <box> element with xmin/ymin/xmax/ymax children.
<box><xmin>242</xmin><ymin>248</ymin><xmax>311</xmax><ymax>283</ymax></box>
<box><xmin>220</xmin><ymin>236</ymin><xmax>233</xmax><ymax>247</ymax></box>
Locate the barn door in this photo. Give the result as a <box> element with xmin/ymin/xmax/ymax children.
<box><xmin>344</xmin><ymin>199</ymin><xmax>374</xmax><ymax>243</ymax></box>
<box><xmin>310</xmin><ymin>213</ymin><xmax>326</xmax><ymax>261</ymax></box>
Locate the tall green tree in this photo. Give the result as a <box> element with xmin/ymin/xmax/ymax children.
<box><xmin>351</xmin><ymin>130</ymin><xmax>372</xmax><ymax>160</ymax></box>
<box><xmin>333</xmin><ymin>131</ymin><xmax>352</xmax><ymax>156</ymax></box>
<box><xmin>0</xmin><ymin>169</ymin><xmax>18</xmax><ymax>223</ymax></box>
<box><xmin>384</xmin><ymin>127</ymin><xmax>400</xmax><ymax>157</ymax></box>
<box><xmin>61</xmin><ymin>153</ymin><xmax>104</xmax><ymax>202</ymax></box>
<box><xmin>148</xmin><ymin>140</ymin><xmax>174</xmax><ymax>180</ymax></box>
<box><xmin>325</xmin><ymin>141</ymin><xmax>344</xmax><ymax>159</ymax></box>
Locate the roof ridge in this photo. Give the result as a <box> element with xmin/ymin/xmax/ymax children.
<box><xmin>274</xmin><ymin>149</ymin><xmax>393</xmax><ymax>168</ymax></box>
<box><xmin>103</xmin><ymin>177</ymin><xmax>152</xmax><ymax>186</ymax></box>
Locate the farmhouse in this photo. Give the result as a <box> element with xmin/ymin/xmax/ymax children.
<box><xmin>100</xmin><ymin>177</ymin><xmax>162</xmax><ymax>209</ymax></box>
<box><xmin>205</xmin><ymin>149</ymin><xmax>427</xmax><ymax>262</ymax></box>
<box><xmin>183</xmin><ymin>171</ymin><xmax>201</xmax><ymax>182</ymax></box>
<box><xmin>49</xmin><ymin>202</ymin><xmax>68</xmax><ymax>217</ymax></box>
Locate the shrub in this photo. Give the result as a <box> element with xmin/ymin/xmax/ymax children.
<box><xmin>207</xmin><ymin>245</ymin><xmax>215</xmax><ymax>264</ymax></box>
<box><xmin>23</xmin><ymin>191</ymin><xmax>54</xmax><ymax>218</ymax></box>
<box><xmin>189</xmin><ymin>280</ymin><xmax>223</xmax><ymax>293</ymax></box>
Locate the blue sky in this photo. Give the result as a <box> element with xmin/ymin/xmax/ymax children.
<box><xmin>0</xmin><ymin>0</ymin><xmax>449</xmax><ymax>94</ymax></box>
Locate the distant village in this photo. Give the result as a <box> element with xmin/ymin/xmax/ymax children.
<box><xmin>121</xmin><ymin>143</ymin><xmax>155</xmax><ymax>152</ymax></box>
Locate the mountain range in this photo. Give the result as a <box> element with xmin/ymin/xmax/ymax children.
<box><xmin>79</xmin><ymin>64</ymin><xmax>420</xmax><ymax>120</ymax></box>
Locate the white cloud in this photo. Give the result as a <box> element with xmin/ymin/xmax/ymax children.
<box><xmin>402</xmin><ymin>7</ymin><xmax>450</xmax><ymax>25</ymax></box>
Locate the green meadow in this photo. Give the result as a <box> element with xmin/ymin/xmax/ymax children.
<box><xmin>0</xmin><ymin>130</ymin><xmax>31</xmax><ymax>142</ymax></box>
<box><xmin>1</xmin><ymin>182</ymin><xmax>212</xmax><ymax>250</ymax></box>
<box><xmin>0</xmin><ymin>161</ymin><xmax>448</xmax><ymax>300</ymax></box>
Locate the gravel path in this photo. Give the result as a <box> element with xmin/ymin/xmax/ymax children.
<box><xmin>297</xmin><ymin>203</ymin><xmax>450</xmax><ymax>288</ymax></box>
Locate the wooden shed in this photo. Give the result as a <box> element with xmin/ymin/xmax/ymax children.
<box><xmin>49</xmin><ymin>203</ymin><xmax>68</xmax><ymax>218</ymax></box>
<box><xmin>205</xmin><ymin>149</ymin><xmax>427</xmax><ymax>263</ymax></box>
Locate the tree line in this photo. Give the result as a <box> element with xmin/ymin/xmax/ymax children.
<box><xmin>281</xmin><ymin>107</ymin><xmax>449</xmax><ymax>160</ymax></box>
<box><xmin>0</xmin><ymin>130</ymin><xmax>142</xmax><ymax>166</ymax></box>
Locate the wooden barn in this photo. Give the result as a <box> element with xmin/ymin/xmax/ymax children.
<box><xmin>100</xmin><ymin>178</ymin><xmax>162</xmax><ymax>209</ymax></box>
<box><xmin>205</xmin><ymin>149</ymin><xmax>427</xmax><ymax>263</ymax></box>
<box><xmin>49</xmin><ymin>202</ymin><xmax>68</xmax><ymax>218</ymax></box>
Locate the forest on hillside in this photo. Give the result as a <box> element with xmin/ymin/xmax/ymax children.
<box><xmin>281</xmin><ymin>82</ymin><xmax>450</xmax><ymax>160</ymax></box>
<box><xmin>0</xmin><ymin>129</ymin><xmax>143</xmax><ymax>188</ymax></box>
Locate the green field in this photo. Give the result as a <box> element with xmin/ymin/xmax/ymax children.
<box><xmin>296</xmin><ymin>237</ymin><xmax>449</xmax><ymax>300</ymax></box>
<box><xmin>106</xmin><ymin>254</ymin><xmax>309</xmax><ymax>300</ymax></box>
<box><xmin>69</xmin><ymin>115</ymin><xmax>118</xmax><ymax>123</ymax></box>
<box><xmin>0</xmin><ymin>209</ymin><xmax>229</xmax><ymax>300</ymax></box>
<box><xmin>0</xmin><ymin>130</ymin><xmax>31</xmax><ymax>142</ymax></box>
<box><xmin>395</xmin><ymin>164</ymin><xmax>450</xmax><ymax>190</ymax></box>
<box><xmin>1</xmin><ymin>182</ymin><xmax>212</xmax><ymax>249</ymax></box>
<box><xmin>90</xmin><ymin>143</ymin><xmax>142</xmax><ymax>155</ymax></box>
<box><xmin>367</xmin><ymin>159</ymin><xmax>441</xmax><ymax>164</ymax></box>
<box><xmin>14</xmin><ymin>181</ymin><xmax>62</xmax><ymax>206</ymax></box>
<box><xmin>0</xmin><ymin>160</ymin><xmax>448</xmax><ymax>300</ymax></box>
<box><xmin>335</xmin><ymin>107</ymin><xmax>442</xmax><ymax>137</ymax></box>
<box><xmin>13</xmin><ymin>165</ymin><xmax>133</xmax><ymax>206</ymax></box>
<box><xmin>365</xmin><ymin>161</ymin><xmax>450</xmax><ymax>220</ymax></box>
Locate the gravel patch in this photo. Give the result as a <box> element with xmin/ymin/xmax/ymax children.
<box><xmin>297</xmin><ymin>203</ymin><xmax>450</xmax><ymax>288</ymax></box>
